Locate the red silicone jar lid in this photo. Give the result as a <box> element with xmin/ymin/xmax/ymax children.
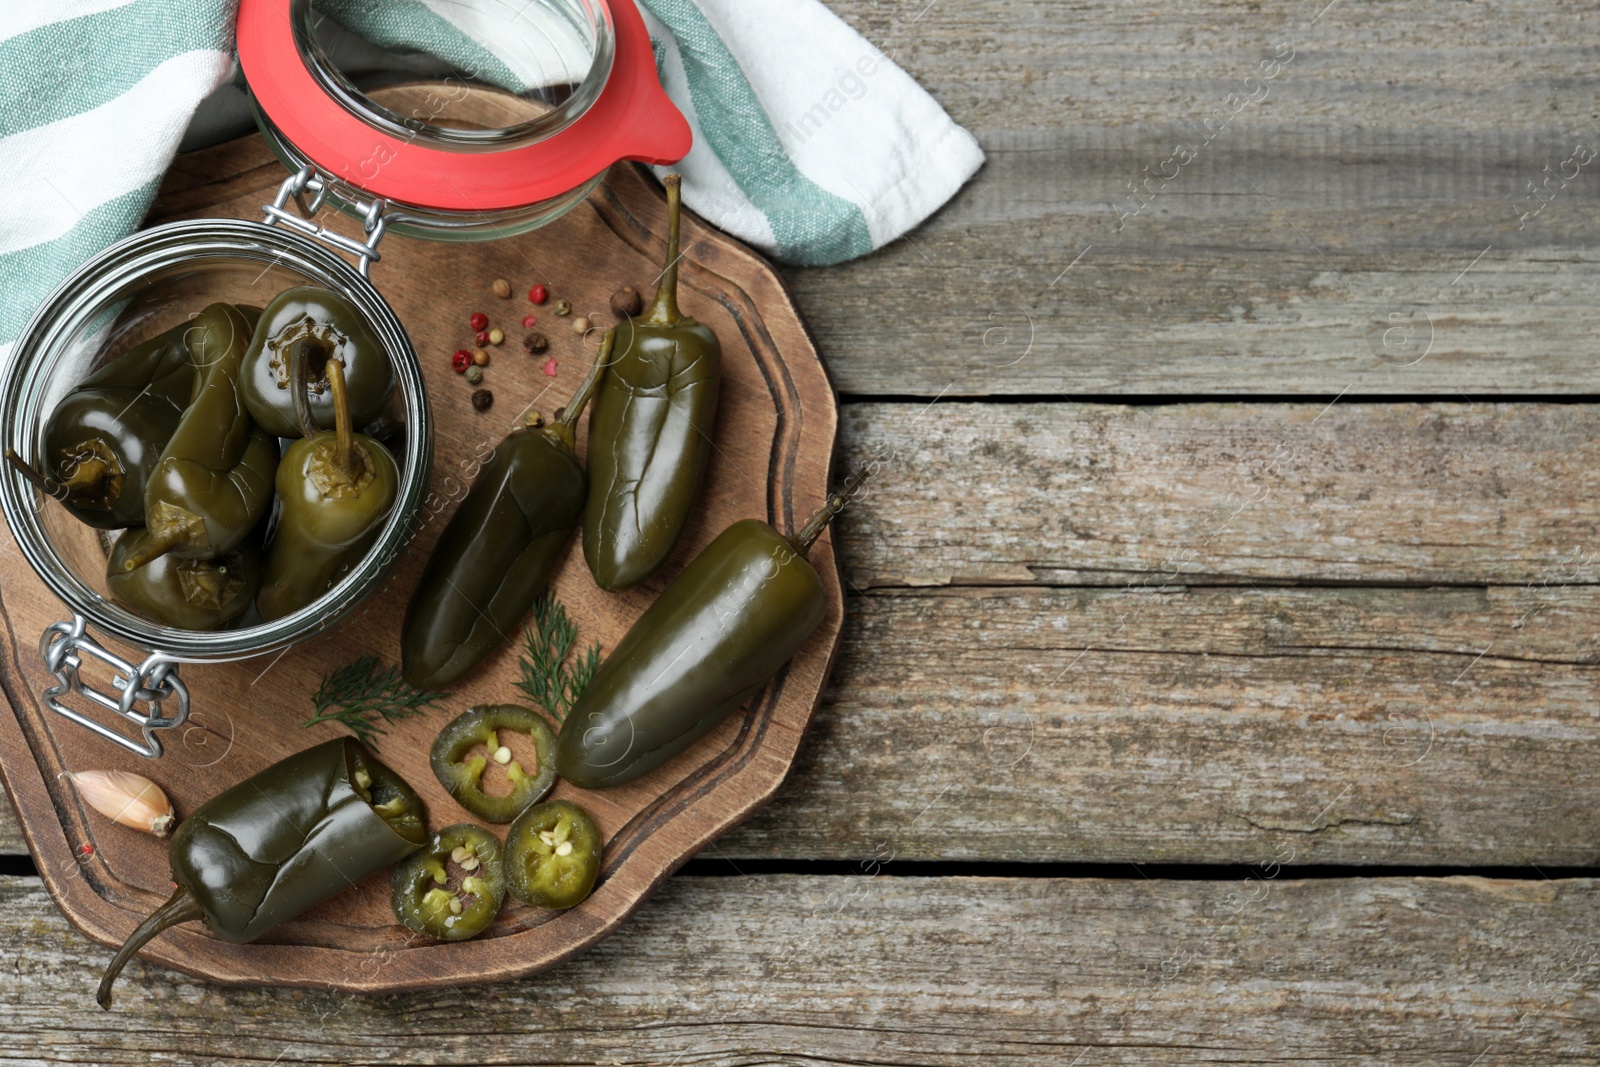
<box><xmin>237</xmin><ymin>0</ymin><xmax>691</xmax><ymax>212</ymax></box>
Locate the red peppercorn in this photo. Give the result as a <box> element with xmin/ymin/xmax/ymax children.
<box><xmin>528</xmin><ymin>284</ymin><xmax>548</xmax><ymax>305</ymax></box>
<box><xmin>469</xmin><ymin>312</ymin><xmax>489</xmax><ymax>331</ymax></box>
<box><xmin>522</xmin><ymin>314</ymin><xmax>538</xmax><ymax>328</ymax></box>
<box><xmin>542</xmin><ymin>357</ymin><xmax>558</xmax><ymax>377</ymax></box>
<box><xmin>451</xmin><ymin>349</ymin><xmax>472</xmax><ymax>374</ymax></box>
<box><xmin>474</xmin><ymin>330</ymin><xmax>490</xmax><ymax>346</ymax></box>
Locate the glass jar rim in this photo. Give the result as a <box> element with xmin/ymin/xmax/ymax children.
<box><xmin>291</xmin><ymin>0</ymin><xmax>616</xmax><ymax>153</ymax></box>
<box><xmin>0</xmin><ymin>218</ymin><xmax>433</xmax><ymax>663</ymax></box>
<box><xmin>237</xmin><ymin>0</ymin><xmax>690</xmax><ymax>216</ymax></box>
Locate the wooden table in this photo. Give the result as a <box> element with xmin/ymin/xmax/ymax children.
<box><xmin>4</xmin><ymin>1</ymin><xmax>1598</xmax><ymax>1060</ymax></box>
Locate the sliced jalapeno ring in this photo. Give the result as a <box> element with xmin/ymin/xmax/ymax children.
<box><xmin>430</xmin><ymin>704</ymin><xmax>558</xmax><ymax>823</ymax></box>
<box><xmin>390</xmin><ymin>823</ymin><xmax>506</xmax><ymax>941</ymax></box>
<box><xmin>505</xmin><ymin>799</ymin><xmax>602</xmax><ymax>910</ymax></box>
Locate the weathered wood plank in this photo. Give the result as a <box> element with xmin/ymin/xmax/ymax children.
<box><xmin>6</xmin><ymin>583</ymin><xmax>1599</xmax><ymax>868</ymax></box>
<box><xmin>728</xmin><ymin>583</ymin><xmax>1600</xmax><ymax>866</ymax></box>
<box><xmin>838</xmin><ymin>401</ymin><xmax>1600</xmax><ymax>588</ymax></box>
<box><xmin>1</xmin><ymin>873</ymin><xmax>1595</xmax><ymax>1063</ymax></box>
<box><xmin>4</xmin><ymin>403</ymin><xmax>1599</xmax><ymax>866</ymax></box>
<box><xmin>795</xmin><ymin>0</ymin><xmax>1600</xmax><ymax>395</ymax></box>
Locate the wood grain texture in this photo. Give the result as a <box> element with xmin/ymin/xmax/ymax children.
<box><xmin>4</xmin><ymin>402</ymin><xmax>1598</xmax><ymax>868</ymax></box>
<box><xmin>0</xmin><ymin>107</ymin><xmax>842</xmax><ymax>990</ymax></box>
<box><xmin>791</xmin><ymin>0</ymin><xmax>1600</xmax><ymax>396</ymax></box>
<box><xmin>836</xmin><ymin>401</ymin><xmax>1600</xmax><ymax>588</ymax></box>
<box><xmin>2</xmin><ymin>873</ymin><xmax>1596</xmax><ymax>1064</ymax></box>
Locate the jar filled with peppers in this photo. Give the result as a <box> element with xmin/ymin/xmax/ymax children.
<box><xmin>0</xmin><ymin>0</ymin><xmax>689</xmax><ymax>758</ymax></box>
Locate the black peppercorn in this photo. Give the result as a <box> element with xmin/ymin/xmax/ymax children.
<box><xmin>610</xmin><ymin>286</ymin><xmax>642</xmax><ymax>319</ymax></box>
<box><xmin>522</xmin><ymin>333</ymin><xmax>549</xmax><ymax>355</ymax></box>
<box><xmin>471</xmin><ymin>389</ymin><xmax>494</xmax><ymax>412</ymax></box>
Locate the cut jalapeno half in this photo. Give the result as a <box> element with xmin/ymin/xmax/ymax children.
<box><xmin>505</xmin><ymin>799</ymin><xmax>602</xmax><ymax>910</ymax></box>
<box><xmin>430</xmin><ymin>704</ymin><xmax>558</xmax><ymax>823</ymax></box>
<box><xmin>390</xmin><ymin>823</ymin><xmax>506</xmax><ymax>941</ymax></box>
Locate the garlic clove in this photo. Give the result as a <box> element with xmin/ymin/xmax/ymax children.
<box><xmin>65</xmin><ymin>770</ymin><xmax>175</xmax><ymax>837</ymax></box>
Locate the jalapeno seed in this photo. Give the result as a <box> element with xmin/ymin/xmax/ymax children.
<box><xmin>430</xmin><ymin>705</ymin><xmax>558</xmax><ymax>823</ymax></box>
<box><xmin>505</xmin><ymin>799</ymin><xmax>601</xmax><ymax>910</ymax></box>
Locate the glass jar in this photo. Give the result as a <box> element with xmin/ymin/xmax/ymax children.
<box><xmin>0</xmin><ymin>0</ymin><xmax>688</xmax><ymax>757</ymax></box>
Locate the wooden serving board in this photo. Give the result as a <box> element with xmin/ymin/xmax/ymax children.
<box><xmin>0</xmin><ymin>130</ymin><xmax>842</xmax><ymax>991</ymax></box>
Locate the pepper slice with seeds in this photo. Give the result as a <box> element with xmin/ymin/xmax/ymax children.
<box><xmin>390</xmin><ymin>824</ymin><xmax>506</xmax><ymax>941</ymax></box>
<box><xmin>504</xmin><ymin>799</ymin><xmax>601</xmax><ymax>910</ymax></box>
<box><xmin>430</xmin><ymin>704</ymin><xmax>557</xmax><ymax>823</ymax></box>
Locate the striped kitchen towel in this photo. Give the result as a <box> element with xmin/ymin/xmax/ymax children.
<box><xmin>0</xmin><ymin>0</ymin><xmax>984</xmax><ymax>350</ymax></box>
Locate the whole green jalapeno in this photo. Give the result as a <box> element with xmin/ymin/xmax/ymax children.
<box><xmin>391</xmin><ymin>824</ymin><xmax>506</xmax><ymax>941</ymax></box>
<box><xmin>401</xmin><ymin>342</ymin><xmax>608</xmax><ymax>690</ymax></box>
<box><xmin>556</xmin><ymin>469</ymin><xmax>867</xmax><ymax>789</ymax></box>
<box><xmin>239</xmin><ymin>287</ymin><xmax>395</xmax><ymax>439</ymax></box>
<box><xmin>582</xmin><ymin>174</ymin><xmax>721</xmax><ymax>592</ymax></box>
<box><xmin>255</xmin><ymin>339</ymin><xmax>399</xmax><ymax>621</ymax></box>
<box><xmin>504</xmin><ymin>799</ymin><xmax>602</xmax><ymax>909</ymax></box>
<box><xmin>430</xmin><ymin>704</ymin><xmax>557</xmax><ymax>823</ymax></box>
<box><xmin>6</xmin><ymin>308</ymin><xmax>262</xmax><ymax>529</ymax></box>
<box><xmin>95</xmin><ymin>738</ymin><xmax>425</xmax><ymax>1008</ymax></box>
<box><xmin>107</xmin><ymin>528</ymin><xmax>261</xmax><ymax>630</ymax></box>
<box><xmin>8</xmin><ymin>321</ymin><xmax>198</xmax><ymax>529</ymax></box>
<box><xmin>120</xmin><ymin>303</ymin><xmax>279</xmax><ymax>570</ymax></box>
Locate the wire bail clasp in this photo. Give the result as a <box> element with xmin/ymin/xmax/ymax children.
<box><xmin>39</xmin><ymin>616</ymin><xmax>190</xmax><ymax>759</ymax></box>
<box><xmin>263</xmin><ymin>166</ymin><xmax>387</xmax><ymax>277</ymax></box>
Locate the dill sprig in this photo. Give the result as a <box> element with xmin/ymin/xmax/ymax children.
<box><xmin>302</xmin><ymin>655</ymin><xmax>448</xmax><ymax>747</ymax></box>
<box><xmin>515</xmin><ymin>592</ymin><xmax>601</xmax><ymax>722</ymax></box>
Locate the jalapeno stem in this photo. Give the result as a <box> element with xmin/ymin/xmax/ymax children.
<box><xmin>119</xmin><ymin>527</ymin><xmax>182</xmax><ymax>571</ymax></box>
<box><xmin>289</xmin><ymin>338</ymin><xmax>322</xmax><ymax>440</ymax></box>
<box><xmin>642</xmin><ymin>174</ymin><xmax>684</xmax><ymax>327</ymax></box>
<box><xmin>791</xmin><ymin>464</ymin><xmax>873</xmax><ymax>555</ymax></box>
<box><xmin>96</xmin><ymin>886</ymin><xmax>204</xmax><ymax>1009</ymax></box>
<box><xmin>325</xmin><ymin>358</ymin><xmax>362</xmax><ymax>484</ymax></box>
<box><xmin>58</xmin><ymin>453</ymin><xmax>113</xmax><ymax>497</ymax></box>
<box><xmin>557</xmin><ymin>331</ymin><xmax>613</xmax><ymax>435</ymax></box>
<box><xmin>4</xmin><ymin>449</ymin><xmax>69</xmax><ymax>501</ymax></box>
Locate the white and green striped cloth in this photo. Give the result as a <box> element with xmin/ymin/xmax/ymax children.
<box><xmin>0</xmin><ymin>0</ymin><xmax>983</xmax><ymax>351</ymax></box>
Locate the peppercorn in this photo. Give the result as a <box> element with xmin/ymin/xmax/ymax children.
<box><xmin>475</xmin><ymin>330</ymin><xmax>490</xmax><ymax>347</ymax></box>
<box><xmin>523</xmin><ymin>333</ymin><xmax>549</xmax><ymax>354</ymax></box>
<box><xmin>471</xmin><ymin>389</ymin><xmax>493</xmax><ymax>412</ymax></box>
<box><xmin>572</xmin><ymin>316</ymin><xmax>591</xmax><ymax>334</ymax></box>
<box><xmin>470</xmin><ymin>312</ymin><xmax>489</xmax><ymax>332</ymax></box>
<box><xmin>553</xmin><ymin>299</ymin><xmax>571</xmax><ymax>317</ymax></box>
<box><xmin>465</xmin><ymin>366</ymin><xmax>484</xmax><ymax>385</ymax></box>
<box><xmin>528</xmin><ymin>284</ymin><xmax>548</xmax><ymax>305</ymax></box>
<box><xmin>488</xmin><ymin>328</ymin><xmax>504</xmax><ymax>346</ymax></box>
<box><xmin>492</xmin><ymin>279</ymin><xmax>512</xmax><ymax>299</ymax></box>
<box><xmin>473</xmin><ymin>349</ymin><xmax>490</xmax><ymax>367</ymax></box>
<box><xmin>542</xmin><ymin>358</ymin><xmax>558</xmax><ymax>377</ymax></box>
<box><xmin>611</xmin><ymin>286</ymin><xmax>642</xmax><ymax>319</ymax></box>
<box><xmin>522</xmin><ymin>315</ymin><xmax>538</xmax><ymax>328</ymax></box>
<box><xmin>451</xmin><ymin>350</ymin><xmax>472</xmax><ymax>374</ymax></box>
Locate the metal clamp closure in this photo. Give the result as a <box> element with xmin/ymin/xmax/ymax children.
<box><xmin>39</xmin><ymin>616</ymin><xmax>190</xmax><ymax>759</ymax></box>
<box><xmin>263</xmin><ymin>166</ymin><xmax>387</xmax><ymax>277</ymax></box>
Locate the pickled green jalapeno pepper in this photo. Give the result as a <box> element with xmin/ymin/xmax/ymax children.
<box><xmin>256</xmin><ymin>342</ymin><xmax>399</xmax><ymax>621</ymax></box>
<box><xmin>8</xmin><ymin>321</ymin><xmax>199</xmax><ymax>529</ymax></box>
<box><xmin>504</xmin><ymin>799</ymin><xmax>602</xmax><ymax>909</ymax></box>
<box><xmin>122</xmin><ymin>303</ymin><xmax>279</xmax><ymax>570</ymax></box>
<box><xmin>430</xmin><ymin>704</ymin><xmax>557</xmax><ymax>823</ymax></box>
<box><xmin>582</xmin><ymin>174</ymin><xmax>722</xmax><ymax>592</ymax></box>
<box><xmin>107</xmin><ymin>528</ymin><xmax>261</xmax><ymax>630</ymax></box>
<box><xmin>556</xmin><ymin>469</ymin><xmax>868</xmax><ymax>789</ymax></box>
<box><xmin>401</xmin><ymin>342</ymin><xmax>608</xmax><ymax>690</ymax></box>
<box><xmin>96</xmin><ymin>739</ymin><xmax>425</xmax><ymax>1008</ymax></box>
<box><xmin>391</xmin><ymin>824</ymin><xmax>506</xmax><ymax>941</ymax></box>
<box><xmin>240</xmin><ymin>287</ymin><xmax>395</xmax><ymax>439</ymax></box>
